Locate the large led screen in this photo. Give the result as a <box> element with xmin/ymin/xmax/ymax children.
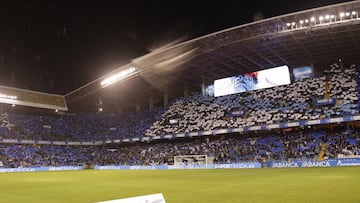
<box><xmin>214</xmin><ymin>65</ymin><xmax>291</xmax><ymax>97</ymax></box>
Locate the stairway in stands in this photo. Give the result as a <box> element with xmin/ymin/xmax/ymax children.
<box><xmin>317</xmin><ymin>143</ymin><xmax>327</xmax><ymax>161</ymax></box>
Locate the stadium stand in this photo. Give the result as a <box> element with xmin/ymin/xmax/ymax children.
<box><xmin>0</xmin><ymin>64</ymin><xmax>359</xmax><ymax>168</ymax></box>
<box><xmin>0</xmin><ymin>125</ymin><xmax>359</xmax><ymax>167</ymax></box>
<box><xmin>1</xmin><ymin>0</ymin><xmax>360</xmax><ymax>169</ymax></box>
<box><xmin>145</xmin><ymin>65</ymin><xmax>359</xmax><ymax>136</ymax></box>
<box><xmin>0</xmin><ymin>106</ymin><xmax>164</xmax><ymax>141</ymax></box>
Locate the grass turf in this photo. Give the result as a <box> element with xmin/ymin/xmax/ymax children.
<box><xmin>0</xmin><ymin>167</ymin><xmax>359</xmax><ymax>203</ymax></box>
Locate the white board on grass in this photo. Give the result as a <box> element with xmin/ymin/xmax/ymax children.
<box><xmin>96</xmin><ymin>193</ymin><xmax>166</xmax><ymax>203</ymax></box>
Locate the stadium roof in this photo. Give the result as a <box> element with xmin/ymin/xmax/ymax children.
<box><xmin>65</xmin><ymin>0</ymin><xmax>360</xmax><ymax>112</ymax></box>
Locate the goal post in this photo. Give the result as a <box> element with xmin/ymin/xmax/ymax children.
<box><xmin>173</xmin><ymin>155</ymin><xmax>213</xmax><ymax>166</ymax></box>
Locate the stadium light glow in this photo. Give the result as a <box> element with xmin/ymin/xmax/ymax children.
<box><xmin>100</xmin><ymin>66</ymin><xmax>138</xmax><ymax>87</ymax></box>
<box><xmin>352</xmin><ymin>11</ymin><xmax>358</xmax><ymax>18</ymax></box>
<box><xmin>0</xmin><ymin>94</ymin><xmax>17</xmax><ymax>100</ymax></box>
<box><xmin>284</xmin><ymin>9</ymin><xmax>359</xmax><ymax>32</ymax></box>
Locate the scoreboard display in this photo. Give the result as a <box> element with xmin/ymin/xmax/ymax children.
<box><xmin>214</xmin><ymin>65</ymin><xmax>291</xmax><ymax>97</ymax></box>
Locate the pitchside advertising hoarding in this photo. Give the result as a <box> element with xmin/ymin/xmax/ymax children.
<box><xmin>94</xmin><ymin>163</ymin><xmax>262</xmax><ymax>170</ymax></box>
<box><xmin>213</xmin><ymin>65</ymin><xmax>291</xmax><ymax>97</ymax></box>
<box><xmin>267</xmin><ymin>158</ymin><xmax>360</xmax><ymax>168</ymax></box>
<box><xmin>0</xmin><ymin>166</ymin><xmax>82</xmax><ymax>173</ymax></box>
<box><xmin>1</xmin><ymin>158</ymin><xmax>360</xmax><ymax>173</ymax></box>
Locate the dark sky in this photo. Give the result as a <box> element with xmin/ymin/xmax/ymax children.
<box><xmin>0</xmin><ymin>0</ymin><xmax>352</xmax><ymax>94</ymax></box>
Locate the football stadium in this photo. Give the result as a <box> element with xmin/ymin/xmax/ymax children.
<box><xmin>1</xmin><ymin>1</ymin><xmax>360</xmax><ymax>203</ymax></box>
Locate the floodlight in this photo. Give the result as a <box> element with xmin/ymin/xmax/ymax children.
<box><xmin>352</xmin><ymin>11</ymin><xmax>357</xmax><ymax>18</ymax></box>
<box><xmin>345</xmin><ymin>12</ymin><xmax>350</xmax><ymax>17</ymax></box>
<box><xmin>299</xmin><ymin>20</ymin><xmax>304</xmax><ymax>24</ymax></box>
<box><xmin>0</xmin><ymin>94</ymin><xmax>17</xmax><ymax>100</ymax></box>
<box><xmin>310</xmin><ymin>17</ymin><xmax>315</xmax><ymax>22</ymax></box>
<box><xmin>100</xmin><ymin>66</ymin><xmax>138</xmax><ymax>87</ymax></box>
<box><xmin>305</xmin><ymin>19</ymin><xmax>309</xmax><ymax>23</ymax></box>
<box><xmin>319</xmin><ymin>16</ymin><xmax>324</xmax><ymax>21</ymax></box>
<box><xmin>291</xmin><ymin>22</ymin><xmax>296</xmax><ymax>26</ymax></box>
<box><xmin>325</xmin><ymin>15</ymin><xmax>330</xmax><ymax>20</ymax></box>
<box><xmin>339</xmin><ymin>12</ymin><xmax>345</xmax><ymax>17</ymax></box>
<box><xmin>286</xmin><ymin>23</ymin><xmax>291</xmax><ymax>27</ymax></box>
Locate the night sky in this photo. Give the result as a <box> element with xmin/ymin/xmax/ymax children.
<box><xmin>0</xmin><ymin>0</ymin><xmax>352</xmax><ymax>94</ymax></box>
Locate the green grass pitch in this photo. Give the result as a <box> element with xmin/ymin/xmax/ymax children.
<box><xmin>0</xmin><ymin>167</ymin><xmax>360</xmax><ymax>203</ymax></box>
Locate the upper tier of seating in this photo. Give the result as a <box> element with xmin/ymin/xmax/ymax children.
<box><xmin>0</xmin><ymin>107</ymin><xmax>164</xmax><ymax>141</ymax></box>
<box><xmin>145</xmin><ymin>66</ymin><xmax>359</xmax><ymax>136</ymax></box>
<box><xmin>0</xmin><ymin>65</ymin><xmax>358</xmax><ymax>141</ymax></box>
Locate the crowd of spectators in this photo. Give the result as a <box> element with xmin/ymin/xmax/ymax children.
<box><xmin>0</xmin><ymin>106</ymin><xmax>164</xmax><ymax>141</ymax></box>
<box><xmin>0</xmin><ymin>65</ymin><xmax>358</xmax><ymax>141</ymax></box>
<box><xmin>145</xmin><ymin>65</ymin><xmax>359</xmax><ymax>136</ymax></box>
<box><xmin>0</xmin><ymin>65</ymin><xmax>359</xmax><ymax>167</ymax></box>
<box><xmin>0</xmin><ymin>125</ymin><xmax>359</xmax><ymax>167</ymax></box>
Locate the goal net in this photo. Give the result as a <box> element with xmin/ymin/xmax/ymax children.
<box><xmin>174</xmin><ymin>155</ymin><xmax>213</xmax><ymax>166</ymax></box>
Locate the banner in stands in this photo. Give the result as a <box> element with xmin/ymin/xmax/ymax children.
<box><xmin>228</xmin><ymin>106</ymin><xmax>247</xmax><ymax>117</ymax></box>
<box><xmin>292</xmin><ymin>66</ymin><xmax>313</xmax><ymax>81</ymax></box>
<box><xmin>266</xmin><ymin>158</ymin><xmax>360</xmax><ymax>168</ymax></box>
<box><xmin>314</xmin><ymin>98</ymin><xmax>336</xmax><ymax>106</ymax></box>
<box><xmin>214</xmin><ymin>65</ymin><xmax>291</xmax><ymax>97</ymax></box>
<box><xmin>204</xmin><ymin>84</ymin><xmax>214</xmax><ymax>96</ymax></box>
<box><xmin>168</xmin><ymin>118</ymin><xmax>179</xmax><ymax>125</ymax></box>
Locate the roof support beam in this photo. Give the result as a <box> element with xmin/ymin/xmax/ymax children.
<box><xmin>228</xmin><ymin>47</ymin><xmax>265</xmax><ymax>69</ymax></box>
<box><xmin>241</xmin><ymin>43</ymin><xmax>277</xmax><ymax>67</ymax></box>
<box><xmin>260</xmin><ymin>43</ymin><xmax>289</xmax><ymax>65</ymax></box>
